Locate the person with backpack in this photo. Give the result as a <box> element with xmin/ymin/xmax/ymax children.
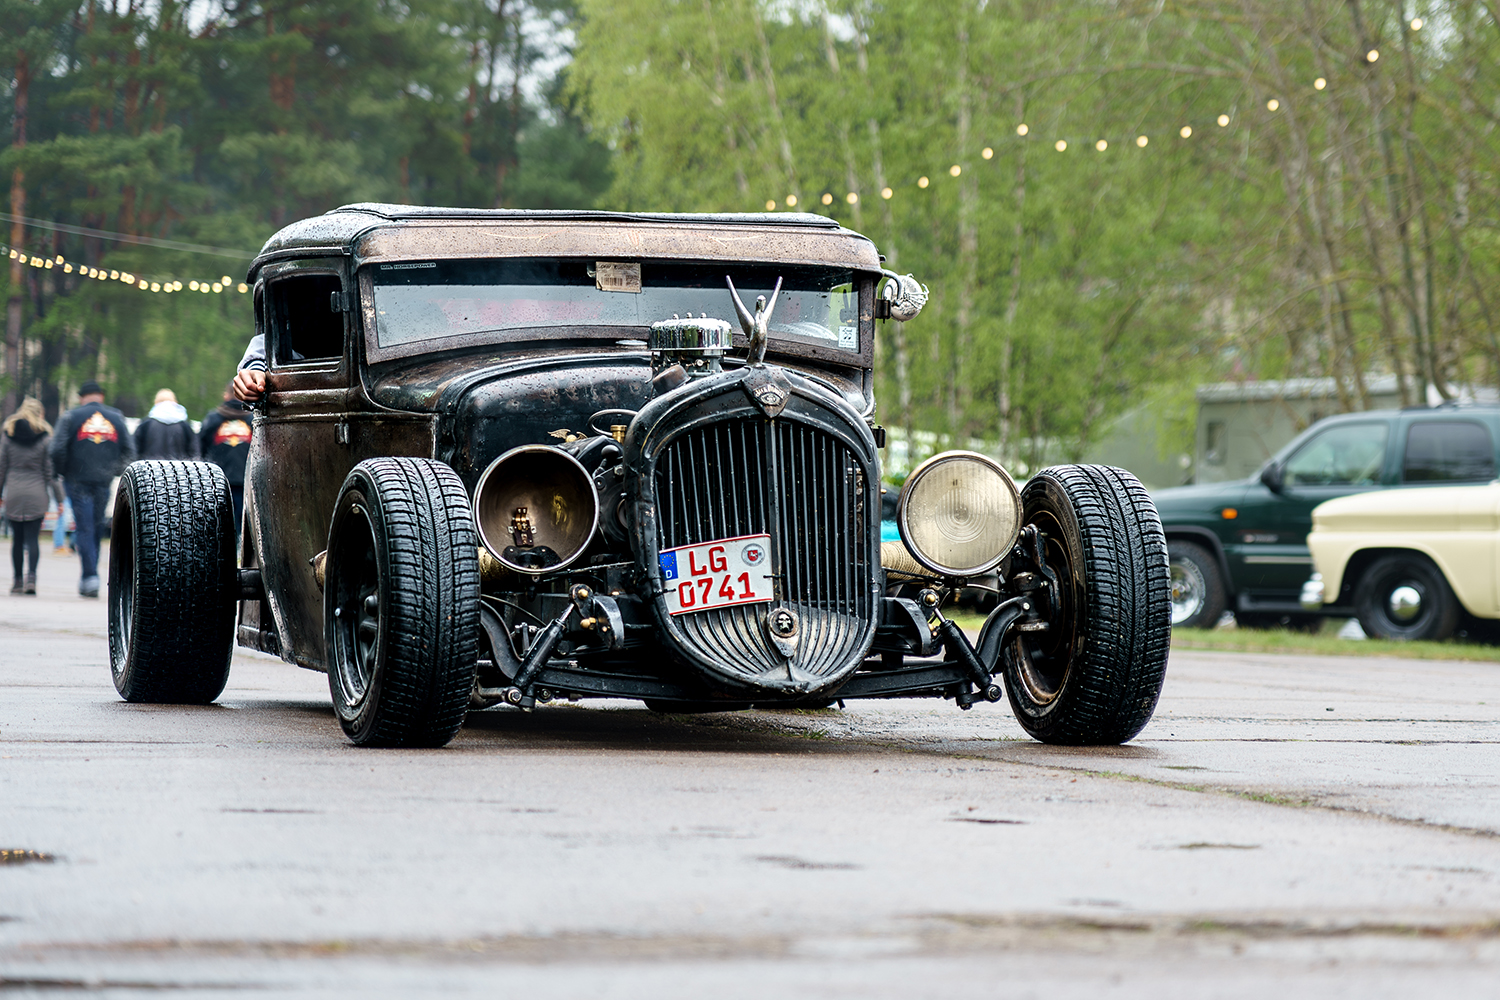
<box><xmin>49</xmin><ymin>381</ymin><xmax>134</xmax><ymax>598</ymax></box>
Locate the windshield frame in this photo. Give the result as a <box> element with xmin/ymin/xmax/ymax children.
<box><xmin>355</xmin><ymin>259</ymin><xmax>878</xmax><ymax>369</ymax></box>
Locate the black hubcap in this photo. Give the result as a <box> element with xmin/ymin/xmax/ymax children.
<box><xmin>331</xmin><ymin>504</ymin><xmax>380</xmax><ymax>708</ymax></box>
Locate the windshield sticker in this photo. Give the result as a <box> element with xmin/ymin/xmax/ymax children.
<box><xmin>381</xmin><ymin>261</ymin><xmax>438</xmax><ymax>270</ymax></box>
<box><xmin>595</xmin><ymin>261</ymin><xmax>642</xmax><ymax>293</ymax></box>
<box><xmin>839</xmin><ymin>325</ymin><xmax>858</xmax><ymax>350</ymax></box>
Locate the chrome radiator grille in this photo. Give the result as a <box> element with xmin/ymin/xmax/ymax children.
<box><xmin>653</xmin><ymin>417</ymin><xmax>875</xmax><ymax>690</ymax></box>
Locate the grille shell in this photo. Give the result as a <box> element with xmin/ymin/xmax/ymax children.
<box><xmin>630</xmin><ymin>371</ymin><xmax>880</xmax><ymax>694</ymax></box>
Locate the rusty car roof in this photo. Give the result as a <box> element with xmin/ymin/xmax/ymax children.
<box><xmin>250</xmin><ymin>203</ymin><xmax>883</xmax><ymax>279</ymax></box>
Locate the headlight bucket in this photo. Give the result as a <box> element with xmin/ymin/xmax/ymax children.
<box><xmin>473</xmin><ymin>445</ymin><xmax>600</xmax><ymax>575</ymax></box>
<box><xmin>896</xmin><ymin>451</ymin><xmax>1022</xmax><ymax>577</ymax></box>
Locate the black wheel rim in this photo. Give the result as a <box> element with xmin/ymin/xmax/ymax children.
<box><xmin>108</xmin><ymin>493</ymin><xmax>135</xmax><ymax>681</ymax></box>
<box><xmin>1010</xmin><ymin>510</ymin><xmax>1081</xmax><ymax>705</ymax></box>
<box><xmin>330</xmin><ymin>501</ymin><xmax>381</xmax><ymax>709</ymax></box>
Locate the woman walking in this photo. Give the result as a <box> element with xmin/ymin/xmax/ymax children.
<box><xmin>0</xmin><ymin>398</ymin><xmax>62</xmax><ymax>595</ymax></box>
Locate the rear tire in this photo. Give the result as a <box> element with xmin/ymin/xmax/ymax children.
<box><xmin>1003</xmin><ymin>465</ymin><xmax>1171</xmax><ymax>745</ymax></box>
<box><xmin>1166</xmin><ymin>540</ymin><xmax>1227</xmax><ymax>629</ymax></box>
<box><xmin>108</xmin><ymin>461</ymin><xmax>236</xmax><ymax>704</ymax></box>
<box><xmin>1354</xmin><ymin>553</ymin><xmax>1459</xmax><ymax>642</ymax></box>
<box><xmin>325</xmin><ymin>458</ymin><xmax>480</xmax><ymax>747</ymax></box>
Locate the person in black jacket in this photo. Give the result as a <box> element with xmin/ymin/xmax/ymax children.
<box><xmin>49</xmin><ymin>381</ymin><xmax>134</xmax><ymax>597</ymax></box>
<box><xmin>133</xmin><ymin>388</ymin><xmax>199</xmax><ymax>460</ymax></box>
<box><xmin>200</xmin><ymin>381</ymin><xmax>253</xmax><ymax>537</ymax></box>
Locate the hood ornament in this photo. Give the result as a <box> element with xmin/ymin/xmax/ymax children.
<box><xmin>726</xmin><ymin>274</ymin><xmax>783</xmax><ymax>366</ymax></box>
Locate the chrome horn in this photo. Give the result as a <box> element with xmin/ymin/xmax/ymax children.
<box><xmin>726</xmin><ymin>274</ymin><xmax>782</xmax><ymax>366</ymax></box>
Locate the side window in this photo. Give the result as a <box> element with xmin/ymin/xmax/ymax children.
<box><xmin>268</xmin><ymin>273</ymin><xmax>344</xmax><ymax>366</ymax></box>
<box><xmin>1283</xmin><ymin>423</ymin><xmax>1388</xmax><ymax>487</ymax></box>
<box><xmin>1403</xmin><ymin>421</ymin><xmax>1496</xmax><ymax>483</ymax></box>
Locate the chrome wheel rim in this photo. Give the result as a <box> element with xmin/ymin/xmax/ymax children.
<box><xmin>1169</xmin><ymin>556</ymin><xmax>1206</xmax><ymax>625</ymax></box>
<box><xmin>1387</xmin><ymin>584</ymin><xmax>1423</xmax><ymax>623</ymax></box>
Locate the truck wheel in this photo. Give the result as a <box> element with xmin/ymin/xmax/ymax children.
<box><xmin>1003</xmin><ymin>465</ymin><xmax>1171</xmax><ymax>745</ymax></box>
<box><xmin>324</xmin><ymin>458</ymin><xmax>480</xmax><ymax>747</ymax></box>
<box><xmin>108</xmin><ymin>461</ymin><xmax>236</xmax><ymax>704</ymax></box>
<box><xmin>1354</xmin><ymin>553</ymin><xmax>1459</xmax><ymax>642</ymax></box>
<box><xmin>1166</xmin><ymin>540</ymin><xmax>1227</xmax><ymax>629</ymax></box>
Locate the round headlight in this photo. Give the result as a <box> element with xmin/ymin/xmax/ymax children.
<box><xmin>896</xmin><ymin>451</ymin><xmax>1021</xmax><ymax>577</ymax></box>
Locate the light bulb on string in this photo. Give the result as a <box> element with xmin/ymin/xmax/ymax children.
<box><xmin>1267</xmin><ymin>98</ymin><xmax>1280</xmax><ymax>111</ymax></box>
<box><xmin>1095</xmin><ymin>139</ymin><xmax>1108</xmax><ymax>151</ymax></box>
<box><xmin>821</xmin><ymin>192</ymin><xmax>833</xmax><ymax>205</ymax></box>
<box><xmin>1411</xmin><ymin>17</ymin><xmax>1423</xmax><ymax>29</ymax></box>
<box><xmin>845</xmin><ymin>192</ymin><xmax>858</xmax><ymax>204</ymax></box>
<box><xmin>1315</xmin><ymin>77</ymin><xmax>1327</xmax><ymax>90</ymax></box>
<box><xmin>1016</xmin><ymin>123</ymin><xmax>1028</xmax><ymax>136</ymax></box>
<box><xmin>1217</xmin><ymin>114</ymin><xmax>1230</xmax><ymax>126</ymax></box>
<box><xmin>1367</xmin><ymin>49</ymin><xmax>1379</xmax><ymax>62</ymax></box>
<box><xmin>981</xmin><ymin>147</ymin><xmax>993</xmax><ymax>159</ymax></box>
<box><xmin>786</xmin><ymin>195</ymin><xmax>798</xmax><ymax>207</ymax></box>
<box><xmin>880</xmin><ymin>187</ymin><xmax>893</xmax><ymax>200</ymax></box>
<box><xmin>918</xmin><ymin>176</ymin><xmax>929</xmax><ymax>188</ymax></box>
<box><xmin>237</xmin><ymin>283</ymin><xmax>249</xmax><ymax>293</ymax></box>
<box><xmin>1136</xmin><ymin>135</ymin><xmax>1149</xmax><ymax>147</ymax></box>
<box><xmin>1180</xmin><ymin>126</ymin><xmax>1193</xmax><ymax>138</ymax></box>
<box><xmin>1054</xmin><ymin>140</ymin><xmax>1067</xmax><ymax>151</ymax></box>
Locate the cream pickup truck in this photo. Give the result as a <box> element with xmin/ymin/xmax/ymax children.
<box><xmin>1301</xmin><ymin>482</ymin><xmax>1500</xmax><ymax>640</ymax></box>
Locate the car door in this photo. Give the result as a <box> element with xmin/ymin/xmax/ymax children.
<box><xmin>243</xmin><ymin>261</ymin><xmax>354</xmax><ymax>671</ymax></box>
<box><xmin>1231</xmin><ymin>420</ymin><xmax>1391</xmax><ymax>593</ymax></box>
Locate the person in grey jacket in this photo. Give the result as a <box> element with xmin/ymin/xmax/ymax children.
<box><xmin>49</xmin><ymin>381</ymin><xmax>134</xmax><ymax>597</ymax></box>
<box><xmin>0</xmin><ymin>398</ymin><xmax>63</xmax><ymax>594</ymax></box>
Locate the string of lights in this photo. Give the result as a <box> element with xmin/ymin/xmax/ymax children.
<box><xmin>4</xmin><ymin>243</ymin><xmax>250</xmax><ymax>295</ymax></box>
<box><xmin>761</xmin><ymin>36</ymin><xmax>1417</xmax><ymax>213</ymax></box>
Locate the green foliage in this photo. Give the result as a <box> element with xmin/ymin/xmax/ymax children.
<box><xmin>572</xmin><ymin>0</ymin><xmax>1500</xmax><ymax>467</ymax></box>
<box><xmin>1</xmin><ymin>0</ymin><xmax>611</xmax><ymax>420</ymax></box>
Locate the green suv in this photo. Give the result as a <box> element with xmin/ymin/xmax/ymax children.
<box><xmin>1154</xmin><ymin>405</ymin><xmax>1500</xmax><ymax>628</ymax></box>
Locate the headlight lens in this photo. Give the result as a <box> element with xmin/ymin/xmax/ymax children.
<box><xmin>897</xmin><ymin>451</ymin><xmax>1021</xmax><ymax>577</ymax></box>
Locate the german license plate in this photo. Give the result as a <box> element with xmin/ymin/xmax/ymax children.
<box><xmin>660</xmin><ymin>533</ymin><xmax>773</xmax><ymax>616</ymax></box>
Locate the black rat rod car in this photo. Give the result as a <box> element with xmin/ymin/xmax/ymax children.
<box><xmin>107</xmin><ymin>204</ymin><xmax>1170</xmax><ymax>748</ymax></box>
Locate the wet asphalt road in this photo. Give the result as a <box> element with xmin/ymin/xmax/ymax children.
<box><xmin>3</xmin><ymin>545</ymin><xmax>1500</xmax><ymax>997</ymax></box>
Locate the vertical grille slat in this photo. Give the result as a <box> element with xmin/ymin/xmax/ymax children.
<box><xmin>652</xmin><ymin>410</ymin><xmax>875</xmax><ymax>688</ymax></box>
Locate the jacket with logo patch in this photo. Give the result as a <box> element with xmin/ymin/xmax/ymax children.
<box><xmin>49</xmin><ymin>402</ymin><xmax>135</xmax><ymax>485</ymax></box>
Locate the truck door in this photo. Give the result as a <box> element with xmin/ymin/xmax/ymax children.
<box><xmin>242</xmin><ymin>263</ymin><xmax>353</xmax><ymax>671</ymax></box>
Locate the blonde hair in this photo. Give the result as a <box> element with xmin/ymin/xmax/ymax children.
<box><xmin>3</xmin><ymin>397</ymin><xmax>51</xmax><ymax>437</ymax></box>
<box><xmin>153</xmin><ymin>388</ymin><xmax>177</xmax><ymax>404</ymax></box>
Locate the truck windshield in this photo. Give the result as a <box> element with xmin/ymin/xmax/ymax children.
<box><xmin>371</xmin><ymin>258</ymin><xmax>859</xmax><ymax>353</ymax></box>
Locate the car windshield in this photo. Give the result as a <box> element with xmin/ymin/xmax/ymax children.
<box><xmin>370</xmin><ymin>258</ymin><xmax>859</xmax><ymax>353</ymax></box>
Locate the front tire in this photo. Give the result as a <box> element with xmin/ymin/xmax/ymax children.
<box><xmin>1166</xmin><ymin>540</ymin><xmax>1227</xmax><ymax>629</ymax></box>
<box><xmin>1003</xmin><ymin>465</ymin><xmax>1171</xmax><ymax>745</ymax></box>
<box><xmin>1354</xmin><ymin>553</ymin><xmax>1459</xmax><ymax>642</ymax></box>
<box><xmin>325</xmin><ymin>458</ymin><xmax>480</xmax><ymax>747</ymax></box>
<box><xmin>108</xmin><ymin>461</ymin><xmax>236</xmax><ymax>704</ymax></box>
